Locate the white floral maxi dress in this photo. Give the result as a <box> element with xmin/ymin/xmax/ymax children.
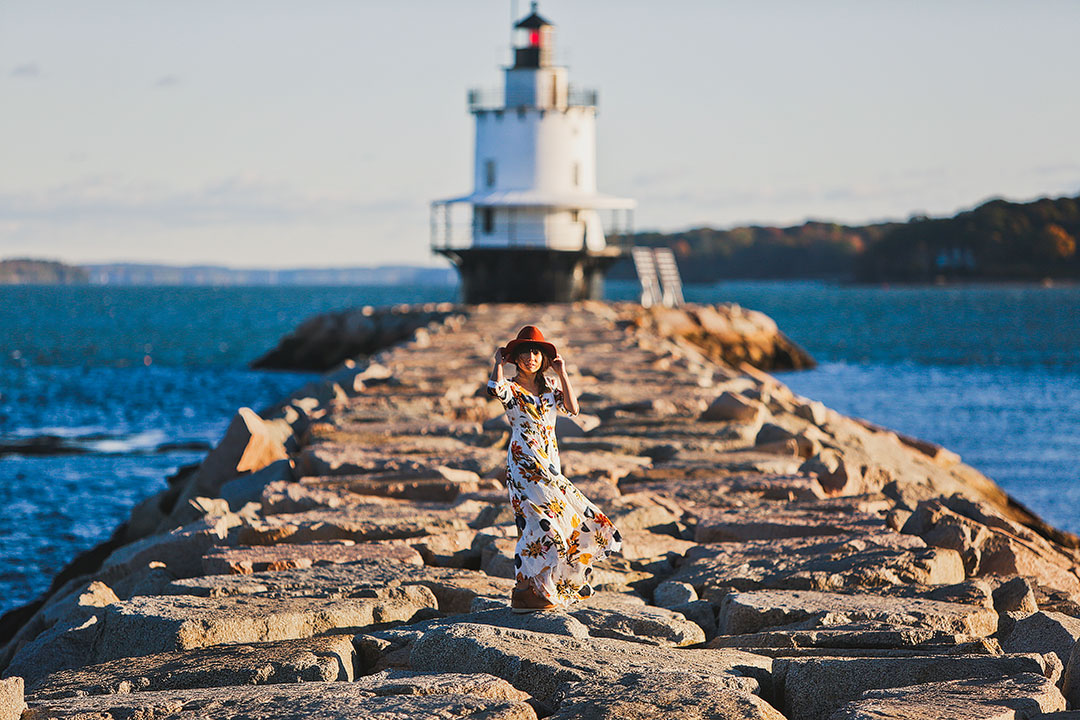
<box><xmin>487</xmin><ymin>376</ymin><xmax>622</xmax><ymax>606</ymax></box>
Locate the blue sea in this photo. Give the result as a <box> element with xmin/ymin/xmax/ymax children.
<box><xmin>1</xmin><ymin>281</ymin><xmax>1078</xmax><ymax>617</ymax></box>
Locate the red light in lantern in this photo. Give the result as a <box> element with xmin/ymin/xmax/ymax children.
<box><xmin>529</xmin><ymin>30</ymin><xmax>540</xmax><ymax>46</ymax></box>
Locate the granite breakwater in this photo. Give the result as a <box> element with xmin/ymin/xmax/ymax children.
<box><xmin>1</xmin><ymin>301</ymin><xmax>1078</xmax><ymax>719</ymax></box>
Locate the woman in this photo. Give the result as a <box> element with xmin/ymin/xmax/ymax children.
<box><xmin>487</xmin><ymin>325</ymin><xmax>622</xmax><ymax>612</ymax></box>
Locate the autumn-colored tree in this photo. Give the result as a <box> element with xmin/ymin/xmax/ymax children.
<box><xmin>1040</xmin><ymin>224</ymin><xmax>1076</xmax><ymax>260</ymax></box>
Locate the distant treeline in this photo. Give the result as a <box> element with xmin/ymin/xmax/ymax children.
<box><xmin>0</xmin><ymin>261</ymin><xmax>457</xmax><ymax>286</ymax></box>
<box><xmin>857</xmin><ymin>195</ymin><xmax>1080</xmax><ymax>282</ymax></box>
<box><xmin>613</xmin><ymin>193</ymin><xmax>1080</xmax><ymax>283</ymax></box>
<box><xmin>610</xmin><ymin>221</ymin><xmax>897</xmax><ymax>282</ymax></box>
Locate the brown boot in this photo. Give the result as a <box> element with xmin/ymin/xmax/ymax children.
<box><xmin>511</xmin><ymin>584</ymin><xmax>557</xmax><ymax>613</ymax></box>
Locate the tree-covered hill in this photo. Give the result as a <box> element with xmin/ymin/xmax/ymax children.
<box><xmin>856</xmin><ymin>195</ymin><xmax>1079</xmax><ymax>282</ymax></box>
<box><xmin>613</xmin><ymin>193</ymin><xmax>1080</xmax><ymax>283</ymax></box>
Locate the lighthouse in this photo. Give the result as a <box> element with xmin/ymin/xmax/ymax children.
<box><xmin>431</xmin><ymin>2</ymin><xmax>636</xmax><ymax>303</ymax></box>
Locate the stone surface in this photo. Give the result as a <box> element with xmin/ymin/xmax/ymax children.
<box><xmin>201</xmin><ymin>540</ymin><xmax>423</xmax><ymax>575</ymax></box>
<box><xmin>353</xmin><ymin>669</ymin><xmax>530</xmax><ymax>702</ymax></box>
<box><xmin>218</xmin><ymin>458</ymin><xmax>296</xmax><ymax>511</ymax></box>
<box><xmin>701</xmin><ymin>391</ymin><xmax>766</xmax><ymax>423</ymax></box>
<box><xmin>98</xmin><ymin>514</ymin><xmax>241</xmax><ymax>581</ymax></box>
<box><xmin>25</xmin><ymin>635</ymin><xmax>356</xmax><ymax>699</ymax></box>
<box><xmin>710</xmin><ymin>623</ymin><xmax>988</xmax><ymax>653</ymax></box>
<box><xmin>94</xmin><ymin>593</ymin><xmax>435</xmax><ymax>663</ymax></box>
<box><xmin>828</xmin><ymin>673</ymin><xmax>1065</xmax><ymax>720</ymax></box>
<box><xmin>693</xmin><ymin>507</ymin><xmax>887</xmax><ymax>543</ymax></box>
<box><xmin>234</xmin><ymin>503</ymin><xmax>471</xmax><ymax>545</ymax></box>
<box><xmin>1003</xmin><ymin>611</ymin><xmax>1080</xmax><ymax>669</ymax></box>
<box><xmin>166</xmin><ymin>407</ymin><xmax>290</xmax><ymax>527</ymax></box>
<box><xmin>718</xmin><ymin>589</ymin><xmax>999</xmax><ymax>638</ymax></box>
<box><xmin>5</xmin><ymin>614</ymin><xmax>107</xmax><ymax>687</ymax></box>
<box><xmin>653</xmin><ymin>580</ymin><xmax>698</xmax><ymax>607</ymax></box>
<box><xmin>615</xmin><ymin>530</ymin><xmax>697</xmax><ymax>563</ymax></box>
<box><xmin>993</xmin><ymin>575</ymin><xmax>1040</xmax><ymax>614</ymax></box>
<box><xmin>1063</xmin><ymin>635</ymin><xmax>1080</xmax><ymax>709</ymax></box>
<box><xmin>671</xmin><ymin>533</ymin><xmax>965</xmax><ymax>598</ymax></box>
<box><xmin>409</xmin><ymin>607</ymin><xmax>591</xmax><ymax>639</ymax></box>
<box><xmin>22</xmin><ymin>679</ymin><xmax>538</xmax><ymax>720</ymax></box>
<box><xmin>549</xmin><ymin>672</ymin><xmax>785</xmax><ymax>719</ymax></box>
<box><xmin>903</xmin><ymin>499</ymin><xmax>1080</xmax><ymax>595</ymax></box>
<box><xmin>799</xmin><ymin>450</ymin><xmax>887</xmax><ymax>496</ymax></box>
<box><xmin>164</xmin><ymin>561</ymin><xmax>515</xmax><ymax>614</ymax></box>
<box><xmin>567</xmin><ymin>594</ymin><xmax>706</xmax><ymax>646</ymax></box>
<box><xmin>0</xmin><ymin>677</ymin><xmax>26</xmax><ymax>720</ymax></box>
<box><xmin>293</xmin><ymin>467</ymin><xmax>498</xmax><ymax>503</ymax></box>
<box><xmin>410</xmin><ymin>623</ymin><xmax>772</xmax><ymax>708</ymax></box>
<box><xmin>777</xmin><ymin>654</ymin><xmax>1053</xmax><ymax>720</ymax></box>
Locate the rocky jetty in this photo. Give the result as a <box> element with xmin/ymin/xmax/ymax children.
<box><xmin>3</xmin><ymin>301</ymin><xmax>1079</xmax><ymax>719</ymax></box>
<box><xmin>250</xmin><ymin>301</ymin><xmax>815</xmax><ymax>373</ymax></box>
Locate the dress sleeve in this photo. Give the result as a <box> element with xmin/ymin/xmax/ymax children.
<box><xmin>554</xmin><ymin>387</ymin><xmax>578</xmax><ymax>417</ymax></box>
<box><xmin>487</xmin><ymin>378</ymin><xmax>513</xmax><ymax>409</ymax></box>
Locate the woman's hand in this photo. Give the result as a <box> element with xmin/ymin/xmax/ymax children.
<box><xmin>491</xmin><ymin>347</ymin><xmax>505</xmax><ymax>384</ymax></box>
<box><xmin>551</xmin><ymin>353</ymin><xmax>566</xmax><ymax>374</ymax></box>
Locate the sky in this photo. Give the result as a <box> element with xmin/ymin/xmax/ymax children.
<box><xmin>2</xmin><ymin>0</ymin><xmax>1079</xmax><ymax>269</ymax></box>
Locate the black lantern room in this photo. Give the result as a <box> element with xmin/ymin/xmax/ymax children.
<box><xmin>513</xmin><ymin>2</ymin><xmax>554</xmax><ymax>69</ymax></box>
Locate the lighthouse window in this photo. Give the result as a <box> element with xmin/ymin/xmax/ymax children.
<box><xmin>570</xmin><ymin>210</ymin><xmax>579</xmax><ymax>223</ymax></box>
<box><xmin>484</xmin><ymin>160</ymin><xmax>496</xmax><ymax>188</ymax></box>
<box><xmin>482</xmin><ymin>207</ymin><xmax>494</xmax><ymax>234</ymax></box>
<box><xmin>572</xmin><ymin>163</ymin><xmax>580</xmax><ymax>187</ymax></box>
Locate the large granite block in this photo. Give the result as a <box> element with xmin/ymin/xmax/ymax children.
<box><xmin>22</xmin><ymin>678</ymin><xmax>537</xmax><ymax>720</ymax></box>
<box><xmin>410</xmin><ymin>623</ymin><xmax>771</xmax><ymax>708</ymax></box>
<box><xmin>95</xmin><ymin>593</ymin><xmax>435</xmax><ymax>662</ymax></box>
<box><xmin>25</xmin><ymin>635</ymin><xmax>357</xmax><ymax>700</ymax></box>
<box><xmin>828</xmin><ymin>673</ymin><xmax>1064</xmax><ymax>720</ymax></box>
<box><xmin>671</xmin><ymin>533</ymin><xmax>964</xmax><ymax>597</ymax></box>
<box><xmin>776</xmin><ymin>653</ymin><xmax>1054</xmax><ymax>720</ymax></box>
<box><xmin>718</xmin><ymin>589</ymin><xmax>998</xmax><ymax>637</ymax></box>
<box><xmin>201</xmin><ymin>540</ymin><xmax>423</xmax><ymax>575</ymax></box>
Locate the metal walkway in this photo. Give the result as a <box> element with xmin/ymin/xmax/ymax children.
<box><xmin>631</xmin><ymin>246</ymin><xmax>684</xmax><ymax>307</ymax></box>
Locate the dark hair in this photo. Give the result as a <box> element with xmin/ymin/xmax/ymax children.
<box><xmin>511</xmin><ymin>343</ymin><xmax>550</xmax><ymax>393</ymax></box>
<box><xmin>510</xmin><ymin>342</ymin><xmax>545</xmax><ymax>359</ymax></box>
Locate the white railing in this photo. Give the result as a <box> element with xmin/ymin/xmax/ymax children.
<box><xmin>467</xmin><ymin>85</ymin><xmax>598</xmax><ymax>112</ymax></box>
<box><xmin>430</xmin><ymin>202</ymin><xmax>633</xmax><ymax>252</ymax></box>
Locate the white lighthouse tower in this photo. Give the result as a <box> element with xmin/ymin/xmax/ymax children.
<box><xmin>431</xmin><ymin>2</ymin><xmax>635</xmax><ymax>303</ymax></box>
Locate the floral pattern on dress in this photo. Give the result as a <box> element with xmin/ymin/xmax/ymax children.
<box><xmin>487</xmin><ymin>376</ymin><xmax>622</xmax><ymax>605</ymax></box>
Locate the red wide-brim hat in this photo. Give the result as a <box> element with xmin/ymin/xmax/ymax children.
<box><xmin>501</xmin><ymin>325</ymin><xmax>557</xmax><ymax>360</ymax></box>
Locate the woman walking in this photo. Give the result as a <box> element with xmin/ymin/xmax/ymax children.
<box><xmin>488</xmin><ymin>325</ymin><xmax>622</xmax><ymax>612</ymax></box>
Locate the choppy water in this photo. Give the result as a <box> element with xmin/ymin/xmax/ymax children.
<box><xmin>1</xmin><ymin>281</ymin><xmax>1078</xmax><ymax>617</ymax></box>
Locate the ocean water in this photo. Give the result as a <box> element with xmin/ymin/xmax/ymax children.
<box><xmin>1</xmin><ymin>281</ymin><xmax>1078</xmax><ymax>617</ymax></box>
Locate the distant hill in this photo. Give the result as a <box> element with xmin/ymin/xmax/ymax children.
<box><xmin>82</xmin><ymin>264</ymin><xmax>457</xmax><ymax>286</ymax></box>
<box><xmin>609</xmin><ymin>220</ymin><xmax>898</xmax><ymax>282</ymax></box>
<box><xmin>0</xmin><ymin>259</ymin><xmax>89</xmax><ymax>285</ymax></box>
<box><xmin>612</xmin><ymin>193</ymin><xmax>1080</xmax><ymax>283</ymax></box>
<box><xmin>856</xmin><ymin>195</ymin><xmax>1080</xmax><ymax>282</ymax></box>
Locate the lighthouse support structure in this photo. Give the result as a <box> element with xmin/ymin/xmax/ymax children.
<box><xmin>431</xmin><ymin>2</ymin><xmax>635</xmax><ymax>304</ymax></box>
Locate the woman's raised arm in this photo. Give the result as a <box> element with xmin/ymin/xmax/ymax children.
<box><xmin>490</xmin><ymin>347</ymin><xmax>505</xmax><ymax>384</ymax></box>
<box><xmin>551</xmin><ymin>354</ymin><xmax>579</xmax><ymax>416</ymax></box>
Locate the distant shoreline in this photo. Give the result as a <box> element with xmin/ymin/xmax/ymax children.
<box><xmin>2</xmin><ymin>276</ymin><xmax>1078</xmax><ymax>289</ymax></box>
<box><xmin>0</xmin><ymin>259</ymin><xmax>457</xmax><ymax>287</ymax></box>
